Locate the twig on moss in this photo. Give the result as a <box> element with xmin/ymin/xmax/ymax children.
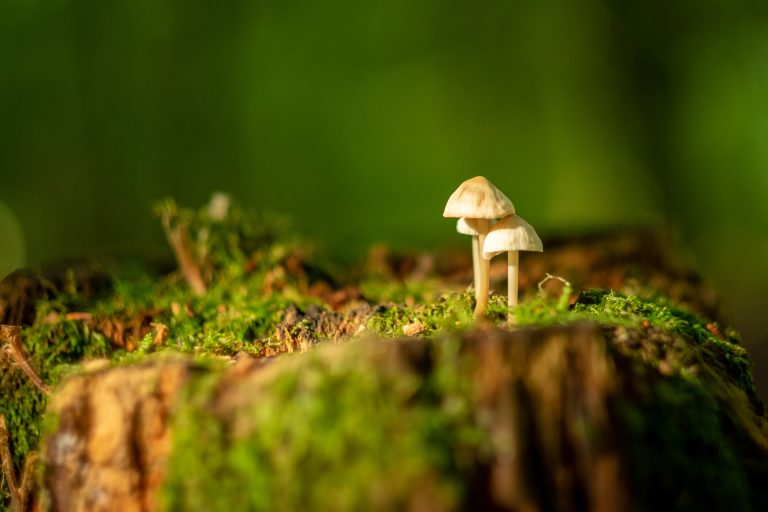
<box><xmin>1</xmin><ymin>325</ymin><xmax>51</xmax><ymax>396</ymax></box>
<box><xmin>537</xmin><ymin>273</ymin><xmax>571</xmax><ymax>293</ymax></box>
<box><xmin>160</xmin><ymin>211</ymin><xmax>207</xmax><ymax>296</ymax></box>
<box><xmin>0</xmin><ymin>415</ymin><xmax>37</xmax><ymax>512</ymax></box>
<box><xmin>537</xmin><ymin>274</ymin><xmax>573</xmax><ymax>311</ymax></box>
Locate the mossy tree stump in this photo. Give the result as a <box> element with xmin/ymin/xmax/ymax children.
<box><xmin>1</xmin><ymin>199</ymin><xmax>765</xmax><ymax>511</ymax></box>
<box><xmin>41</xmin><ymin>322</ymin><xmax>767</xmax><ymax>511</ymax></box>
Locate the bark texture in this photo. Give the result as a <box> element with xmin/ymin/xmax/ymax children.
<box><xmin>43</xmin><ymin>361</ymin><xmax>189</xmax><ymax>512</ymax></box>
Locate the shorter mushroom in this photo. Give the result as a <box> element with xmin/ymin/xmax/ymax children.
<box><xmin>482</xmin><ymin>215</ymin><xmax>542</xmax><ymax>325</ymax></box>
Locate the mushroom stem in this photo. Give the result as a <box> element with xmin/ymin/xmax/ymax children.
<box><xmin>507</xmin><ymin>251</ymin><xmax>519</xmax><ymax>325</ymax></box>
<box><xmin>473</xmin><ymin>220</ymin><xmax>491</xmax><ymax>319</ymax></box>
<box><xmin>471</xmin><ymin>235</ymin><xmax>481</xmax><ymax>298</ymax></box>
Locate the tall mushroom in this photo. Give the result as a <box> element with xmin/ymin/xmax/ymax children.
<box><xmin>456</xmin><ymin>218</ymin><xmax>485</xmax><ymax>300</ymax></box>
<box><xmin>443</xmin><ymin>177</ymin><xmax>515</xmax><ymax>319</ymax></box>
<box><xmin>482</xmin><ymin>214</ymin><xmax>542</xmax><ymax>325</ymax></box>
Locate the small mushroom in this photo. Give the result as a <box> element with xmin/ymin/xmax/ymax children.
<box><xmin>444</xmin><ymin>177</ymin><xmax>515</xmax><ymax>319</ymax></box>
<box><xmin>482</xmin><ymin>214</ymin><xmax>543</xmax><ymax>325</ymax></box>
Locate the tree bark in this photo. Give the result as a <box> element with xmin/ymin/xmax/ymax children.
<box><xmin>44</xmin><ymin>361</ymin><xmax>189</xmax><ymax>512</ymax></box>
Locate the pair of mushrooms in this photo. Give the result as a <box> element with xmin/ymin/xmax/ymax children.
<box><xmin>444</xmin><ymin>176</ymin><xmax>542</xmax><ymax>323</ymax></box>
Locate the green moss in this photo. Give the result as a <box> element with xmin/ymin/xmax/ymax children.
<box><xmin>365</xmin><ymin>292</ymin><xmax>475</xmax><ymax>337</ymax></box>
<box><xmin>0</xmin><ymin>317</ymin><xmax>110</xmax><ymax>474</ymax></box>
<box><xmin>162</xmin><ymin>338</ymin><xmax>486</xmax><ymax>511</ymax></box>
<box><xmin>1</xmin><ymin>198</ymin><xmax>305</xmax><ymax>483</ymax></box>
<box><xmin>573</xmin><ymin>289</ymin><xmax>754</xmax><ymax>397</ymax></box>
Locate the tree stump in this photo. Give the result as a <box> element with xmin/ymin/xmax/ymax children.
<box><xmin>41</xmin><ymin>323</ymin><xmax>768</xmax><ymax>511</ymax></box>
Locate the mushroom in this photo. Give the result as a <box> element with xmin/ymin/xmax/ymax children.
<box><xmin>482</xmin><ymin>214</ymin><xmax>542</xmax><ymax>325</ymax></box>
<box><xmin>443</xmin><ymin>177</ymin><xmax>515</xmax><ymax>318</ymax></box>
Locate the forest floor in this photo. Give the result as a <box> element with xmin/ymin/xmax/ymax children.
<box><xmin>0</xmin><ymin>198</ymin><xmax>766</xmax><ymax>511</ymax></box>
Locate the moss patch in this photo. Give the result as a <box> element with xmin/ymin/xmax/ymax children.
<box><xmin>162</xmin><ymin>339</ymin><xmax>485</xmax><ymax>511</ymax></box>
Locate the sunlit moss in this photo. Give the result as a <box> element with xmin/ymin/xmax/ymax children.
<box><xmin>162</xmin><ymin>338</ymin><xmax>486</xmax><ymax>512</ymax></box>
<box><xmin>1</xmin><ymin>198</ymin><xmax>301</xmax><ymax>477</ymax></box>
<box><xmin>0</xmin><ymin>317</ymin><xmax>109</xmax><ymax>475</ymax></box>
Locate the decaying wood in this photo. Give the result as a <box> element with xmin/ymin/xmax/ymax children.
<box><xmin>1</xmin><ymin>325</ymin><xmax>51</xmax><ymax>396</ymax></box>
<box><xmin>44</xmin><ymin>361</ymin><xmax>189</xmax><ymax>512</ymax></box>
<box><xmin>273</xmin><ymin>302</ymin><xmax>373</xmax><ymax>353</ymax></box>
<box><xmin>0</xmin><ymin>415</ymin><xmax>37</xmax><ymax>512</ymax></box>
<box><xmin>460</xmin><ymin>325</ymin><xmax>625</xmax><ymax>511</ymax></box>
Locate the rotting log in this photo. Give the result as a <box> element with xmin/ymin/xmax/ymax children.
<box><xmin>41</xmin><ymin>324</ymin><xmax>768</xmax><ymax>511</ymax></box>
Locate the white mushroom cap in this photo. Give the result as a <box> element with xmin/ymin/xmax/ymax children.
<box><xmin>456</xmin><ymin>218</ymin><xmax>496</xmax><ymax>236</ymax></box>
<box><xmin>443</xmin><ymin>176</ymin><xmax>516</xmax><ymax>219</ymax></box>
<box><xmin>482</xmin><ymin>215</ymin><xmax>542</xmax><ymax>259</ymax></box>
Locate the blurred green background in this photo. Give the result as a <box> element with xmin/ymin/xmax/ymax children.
<box><xmin>1</xmin><ymin>0</ymin><xmax>767</xmax><ymax>389</ymax></box>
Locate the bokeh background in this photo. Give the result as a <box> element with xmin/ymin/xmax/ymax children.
<box><xmin>1</xmin><ymin>0</ymin><xmax>767</xmax><ymax>390</ymax></box>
